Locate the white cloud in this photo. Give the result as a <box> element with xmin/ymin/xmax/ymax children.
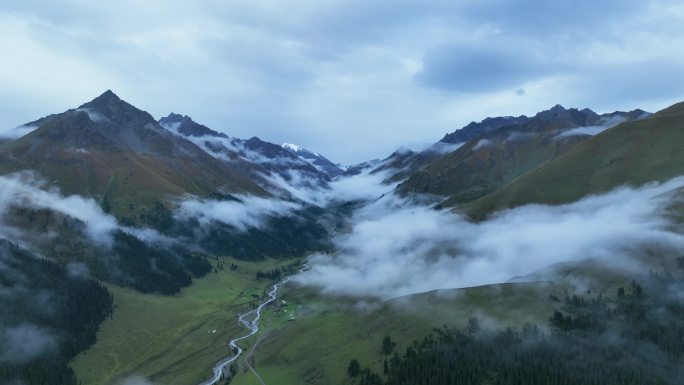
<box><xmin>1</xmin><ymin>1</ymin><xmax>683</xmax><ymax>163</ymax></box>
<box><xmin>472</xmin><ymin>139</ymin><xmax>491</xmax><ymax>150</ymax></box>
<box><xmin>0</xmin><ymin>171</ymin><xmax>170</xmax><ymax>249</ymax></box>
<box><xmin>0</xmin><ymin>324</ymin><xmax>56</xmax><ymax>364</ymax></box>
<box><xmin>295</xmin><ymin>178</ymin><xmax>684</xmax><ymax>299</ymax></box>
<box><xmin>0</xmin><ymin>124</ymin><xmax>36</xmax><ymax>139</ymax></box>
<box><xmin>556</xmin><ymin>114</ymin><xmax>630</xmax><ymax>138</ymax></box>
<box><xmin>175</xmin><ymin>195</ymin><xmax>301</xmax><ymax>231</ymax></box>
<box><xmin>262</xmin><ymin>166</ymin><xmax>398</xmax><ymax>207</ymax></box>
<box><xmin>0</xmin><ymin>172</ymin><xmax>118</xmax><ymax>242</ymax></box>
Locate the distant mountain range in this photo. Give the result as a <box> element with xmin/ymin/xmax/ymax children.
<box><xmin>0</xmin><ymin>91</ymin><xmax>346</xmax><ymax>221</ymax></box>
<box><xmin>281</xmin><ymin>142</ymin><xmax>344</xmax><ymax>178</ymax></box>
<box><xmin>3</xmin><ymin>90</ymin><xmax>681</xmax><ymax>225</ymax></box>
<box><xmin>459</xmin><ymin>101</ymin><xmax>684</xmax><ymax>219</ymax></box>
<box><xmin>4</xmin><ymin>89</ymin><xmax>684</xmax><ymax>385</ymax></box>
<box><xmin>372</xmin><ymin>104</ymin><xmax>652</xmax><ymax>206</ymax></box>
<box><xmin>158</xmin><ymin>112</ymin><xmax>335</xmax><ymax>192</ymax></box>
<box><xmin>0</xmin><ymin>91</ymin><xmax>268</xmax><ymax>220</ymax></box>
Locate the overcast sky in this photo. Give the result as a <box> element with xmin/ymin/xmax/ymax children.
<box><xmin>1</xmin><ymin>1</ymin><xmax>683</xmax><ymax>163</ymax></box>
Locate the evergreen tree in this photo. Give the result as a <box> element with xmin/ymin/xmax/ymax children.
<box><xmin>348</xmin><ymin>359</ymin><xmax>360</xmax><ymax>377</ymax></box>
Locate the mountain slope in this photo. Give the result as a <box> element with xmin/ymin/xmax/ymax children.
<box><xmin>369</xmin><ymin>140</ymin><xmax>472</xmax><ymax>184</ymax></box>
<box><xmin>0</xmin><ymin>91</ymin><xmax>268</xmax><ymax>219</ymax></box>
<box><xmin>159</xmin><ymin>112</ymin><xmax>228</xmax><ymax>138</ymax></box>
<box><xmin>398</xmin><ymin>106</ymin><xmax>648</xmax><ymax>204</ymax></box>
<box><xmin>159</xmin><ymin>113</ymin><xmax>331</xmax><ymax>190</ymax></box>
<box><xmin>460</xmin><ymin>101</ymin><xmax>684</xmax><ymax>219</ymax></box>
<box><xmin>282</xmin><ymin>142</ymin><xmax>343</xmax><ymax>178</ymax></box>
<box><xmin>441</xmin><ymin>114</ymin><xmax>531</xmax><ymax>144</ymax></box>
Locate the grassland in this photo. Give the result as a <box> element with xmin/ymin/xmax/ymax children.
<box><xmin>71</xmin><ymin>258</ymin><xmax>295</xmax><ymax>385</ymax></box>
<box><xmin>222</xmin><ymin>253</ymin><xmax>644</xmax><ymax>385</ymax></box>
<box><xmin>459</xmin><ymin>101</ymin><xmax>684</xmax><ymax>219</ymax></box>
<box><xmin>226</xmin><ymin>280</ymin><xmax>573</xmax><ymax>385</ymax></box>
<box><xmin>71</xmin><ymin>253</ymin><xmax>640</xmax><ymax>385</ymax></box>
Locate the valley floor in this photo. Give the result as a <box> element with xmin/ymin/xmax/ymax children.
<box><xmin>72</xmin><ymin>256</ymin><xmax>635</xmax><ymax>385</ymax></box>
<box><xmin>228</xmin><ymin>281</ymin><xmax>566</xmax><ymax>385</ymax></box>
<box><xmin>71</xmin><ymin>258</ymin><xmax>294</xmax><ymax>385</ymax></box>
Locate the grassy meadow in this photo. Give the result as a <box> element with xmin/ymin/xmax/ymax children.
<box><xmin>71</xmin><ymin>258</ymin><xmax>295</xmax><ymax>385</ymax></box>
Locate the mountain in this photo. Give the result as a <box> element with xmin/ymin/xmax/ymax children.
<box><xmin>441</xmin><ymin>114</ymin><xmax>530</xmax><ymax>144</ymax></box>
<box><xmin>459</xmin><ymin>101</ymin><xmax>684</xmax><ymax>219</ymax></box>
<box><xmin>342</xmin><ymin>158</ymin><xmax>382</xmax><ymax>176</ymax></box>
<box><xmin>282</xmin><ymin>143</ymin><xmax>344</xmax><ymax>178</ymax></box>
<box><xmin>0</xmin><ymin>91</ymin><xmax>268</xmax><ymax>220</ymax></box>
<box><xmin>159</xmin><ymin>112</ymin><xmax>228</xmax><ymax>138</ymax></box>
<box><xmin>369</xmin><ymin>142</ymin><xmax>463</xmax><ymax>183</ymax></box>
<box><xmin>442</xmin><ymin>104</ymin><xmax>649</xmax><ymax>145</ymax></box>
<box><xmin>159</xmin><ymin>114</ymin><xmax>331</xmax><ymax>189</ymax></box>
<box><xmin>397</xmin><ymin>105</ymin><xmax>649</xmax><ymax>204</ymax></box>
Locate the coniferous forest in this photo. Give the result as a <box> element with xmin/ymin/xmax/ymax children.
<box><xmin>348</xmin><ymin>271</ymin><xmax>684</xmax><ymax>385</ymax></box>
<box><xmin>0</xmin><ymin>239</ymin><xmax>114</xmax><ymax>385</ymax></box>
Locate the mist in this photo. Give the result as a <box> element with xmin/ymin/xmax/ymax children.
<box><xmin>294</xmin><ymin>178</ymin><xmax>684</xmax><ymax>299</ymax></box>
<box><xmin>0</xmin><ymin>124</ymin><xmax>36</xmax><ymax>139</ymax></box>
<box><xmin>0</xmin><ymin>172</ymin><xmax>118</xmax><ymax>242</ymax></box>
<box><xmin>0</xmin><ymin>324</ymin><xmax>56</xmax><ymax>364</ymax></box>
<box><xmin>556</xmin><ymin>114</ymin><xmax>629</xmax><ymax>138</ymax></box>
<box><xmin>175</xmin><ymin>195</ymin><xmax>301</xmax><ymax>231</ymax></box>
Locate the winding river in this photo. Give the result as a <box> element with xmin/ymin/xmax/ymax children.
<box><xmin>198</xmin><ymin>264</ymin><xmax>309</xmax><ymax>385</ymax></box>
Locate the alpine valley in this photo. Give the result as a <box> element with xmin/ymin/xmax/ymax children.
<box><xmin>3</xmin><ymin>90</ymin><xmax>684</xmax><ymax>385</ymax></box>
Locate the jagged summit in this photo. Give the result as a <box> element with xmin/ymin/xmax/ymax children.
<box><xmin>534</xmin><ymin>104</ymin><xmax>597</xmax><ymax>122</ymax></box>
<box><xmin>159</xmin><ymin>113</ymin><xmax>228</xmax><ymax>138</ymax></box>
<box><xmin>76</xmin><ymin>90</ymin><xmax>155</xmax><ymax>127</ymax></box>
<box><xmin>0</xmin><ymin>91</ymin><xmax>268</xmax><ymax>217</ymax></box>
<box><xmin>78</xmin><ymin>90</ymin><xmax>126</xmax><ymax>111</ymax></box>
<box><xmin>441</xmin><ymin>104</ymin><xmax>604</xmax><ymax>144</ymax></box>
<box><xmin>281</xmin><ymin>142</ymin><xmax>343</xmax><ymax>178</ymax></box>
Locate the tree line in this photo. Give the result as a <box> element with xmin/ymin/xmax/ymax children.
<box><xmin>347</xmin><ymin>270</ymin><xmax>684</xmax><ymax>385</ymax></box>
<box><xmin>0</xmin><ymin>239</ymin><xmax>114</xmax><ymax>385</ymax></box>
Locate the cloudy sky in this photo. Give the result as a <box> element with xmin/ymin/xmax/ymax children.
<box><xmin>1</xmin><ymin>0</ymin><xmax>683</xmax><ymax>163</ymax></box>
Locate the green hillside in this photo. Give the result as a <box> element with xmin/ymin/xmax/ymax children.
<box><xmin>398</xmin><ymin>132</ymin><xmax>584</xmax><ymax>204</ymax></box>
<box><xmin>226</xmin><ymin>282</ymin><xmax>564</xmax><ymax>385</ymax></box>
<box><xmin>399</xmin><ymin>107</ymin><xmax>646</xmax><ymax>205</ymax></box>
<box><xmin>0</xmin><ymin>91</ymin><xmax>268</xmax><ymax>221</ymax></box>
<box><xmin>458</xmin><ymin>101</ymin><xmax>684</xmax><ymax>219</ymax></box>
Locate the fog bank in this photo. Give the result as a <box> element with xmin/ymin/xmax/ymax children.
<box><xmin>295</xmin><ymin>178</ymin><xmax>684</xmax><ymax>298</ymax></box>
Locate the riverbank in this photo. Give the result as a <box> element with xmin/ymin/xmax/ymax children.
<box><xmin>71</xmin><ymin>258</ymin><xmax>295</xmax><ymax>385</ymax></box>
<box><xmin>199</xmin><ymin>264</ymin><xmax>309</xmax><ymax>385</ymax></box>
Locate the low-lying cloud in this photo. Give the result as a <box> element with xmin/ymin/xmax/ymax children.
<box><xmin>176</xmin><ymin>195</ymin><xmax>301</xmax><ymax>231</ymax></box>
<box><xmin>0</xmin><ymin>172</ymin><xmax>172</xmax><ymax>249</ymax></box>
<box><xmin>261</xmin><ymin>166</ymin><xmax>398</xmax><ymax>207</ymax></box>
<box><xmin>295</xmin><ymin>178</ymin><xmax>684</xmax><ymax>299</ymax></box>
<box><xmin>0</xmin><ymin>124</ymin><xmax>36</xmax><ymax>139</ymax></box>
<box><xmin>0</xmin><ymin>172</ymin><xmax>118</xmax><ymax>242</ymax></box>
<box><xmin>0</xmin><ymin>324</ymin><xmax>56</xmax><ymax>364</ymax></box>
<box><xmin>556</xmin><ymin>114</ymin><xmax>629</xmax><ymax>138</ymax></box>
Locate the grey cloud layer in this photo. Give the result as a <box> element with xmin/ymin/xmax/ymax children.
<box><xmin>0</xmin><ymin>324</ymin><xmax>56</xmax><ymax>364</ymax></box>
<box><xmin>295</xmin><ymin>178</ymin><xmax>684</xmax><ymax>299</ymax></box>
<box><xmin>0</xmin><ymin>172</ymin><xmax>118</xmax><ymax>242</ymax></box>
<box><xmin>1</xmin><ymin>0</ymin><xmax>683</xmax><ymax>163</ymax></box>
<box><xmin>175</xmin><ymin>196</ymin><xmax>301</xmax><ymax>232</ymax></box>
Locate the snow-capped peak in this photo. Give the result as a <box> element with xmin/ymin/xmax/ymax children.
<box><xmin>281</xmin><ymin>142</ymin><xmax>343</xmax><ymax>178</ymax></box>
<box><xmin>282</xmin><ymin>142</ymin><xmax>321</xmax><ymax>156</ymax></box>
<box><xmin>282</xmin><ymin>143</ymin><xmax>303</xmax><ymax>152</ymax></box>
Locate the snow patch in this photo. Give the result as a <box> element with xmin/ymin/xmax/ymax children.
<box><xmin>282</xmin><ymin>142</ymin><xmax>304</xmax><ymax>152</ymax></box>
